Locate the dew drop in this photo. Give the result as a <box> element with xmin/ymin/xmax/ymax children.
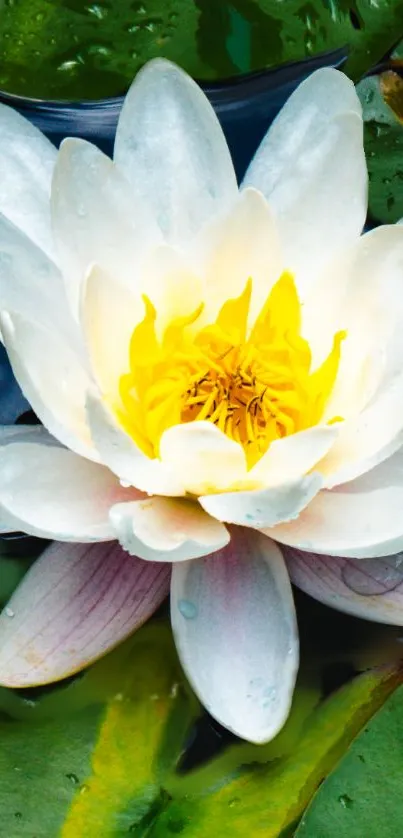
<box><xmin>57</xmin><ymin>60</ymin><xmax>80</xmax><ymax>73</ymax></box>
<box><xmin>79</xmin><ymin>783</ymin><xmax>89</xmax><ymax>795</ymax></box>
<box><xmin>66</xmin><ymin>772</ymin><xmax>80</xmax><ymax>785</ymax></box>
<box><xmin>228</xmin><ymin>797</ymin><xmax>240</xmax><ymax>808</ymax></box>
<box><xmin>86</xmin><ymin>3</ymin><xmax>107</xmax><ymax>18</ymax></box>
<box><xmin>338</xmin><ymin>793</ymin><xmax>354</xmax><ymax>809</ymax></box>
<box><xmin>4</xmin><ymin>606</ymin><xmax>15</xmax><ymax>618</ymax></box>
<box><xmin>178</xmin><ymin>599</ymin><xmax>198</xmax><ymax>620</ymax></box>
<box><xmin>342</xmin><ymin>556</ymin><xmax>403</xmax><ymax>595</ymax></box>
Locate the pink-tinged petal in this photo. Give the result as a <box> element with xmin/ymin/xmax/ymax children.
<box><xmin>110</xmin><ymin>497</ymin><xmax>229</xmax><ymax>561</ymax></box>
<box><xmin>159</xmin><ymin>421</ymin><xmax>248</xmax><ymax>495</ymax></box>
<box><xmin>0</xmin><ymin>540</ymin><xmax>170</xmax><ymax>686</ymax></box>
<box><xmin>51</xmin><ymin>138</ymin><xmax>161</xmax><ymax>313</ymax></box>
<box><xmin>249</xmin><ymin>426</ymin><xmax>338</xmax><ymax>485</ymax></box>
<box><xmin>114</xmin><ymin>59</ymin><xmax>237</xmax><ymax>245</ymax></box>
<box><xmin>0</xmin><ymin>441</ymin><xmax>135</xmax><ymax>540</ymax></box>
<box><xmin>0</xmin><ymin>102</ymin><xmax>56</xmax><ymax>258</ymax></box>
<box><xmin>87</xmin><ymin>394</ymin><xmax>185</xmax><ymax>496</ymax></box>
<box><xmin>243</xmin><ymin>69</ymin><xmax>366</xmax><ymax>292</ymax></box>
<box><xmin>266</xmin><ymin>450</ymin><xmax>403</xmax><ymax>559</ymax></box>
<box><xmin>200</xmin><ymin>473</ymin><xmax>323</xmax><ymax>529</ymax></box>
<box><xmin>171</xmin><ymin>529</ymin><xmax>299</xmax><ymax>743</ymax></box>
<box><xmin>284</xmin><ymin>547</ymin><xmax>403</xmax><ymax>626</ymax></box>
<box><xmin>1</xmin><ymin>311</ymin><xmax>97</xmax><ymax>461</ymax></box>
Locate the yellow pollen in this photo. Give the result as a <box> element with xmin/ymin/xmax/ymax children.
<box><xmin>118</xmin><ymin>273</ymin><xmax>346</xmax><ymax>467</ymax></box>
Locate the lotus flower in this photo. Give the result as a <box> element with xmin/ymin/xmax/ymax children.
<box><xmin>1</xmin><ymin>60</ymin><xmax>403</xmax><ymax>744</ymax></box>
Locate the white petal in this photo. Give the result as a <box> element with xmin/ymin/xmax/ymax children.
<box><xmin>249</xmin><ymin>426</ymin><xmax>338</xmax><ymax>484</ymax></box>
<box><xmin>285</xmin><ymin>547</ymin><xmax>403</xmax><ymax>626</ymax></box>
<box><xmin>0</xmin><ymin>541</ymin><xmax>170</xmax><ymax>686</ymax></box>
<box><xmin>142</xmin><ymin>244</ymin><xmax>204</xmax><ymax>339</ymax></box>
<box><xmin>171</xmin><ymin>529</ymin><xmax>299</xmax><ymax>743</ymax></box>
<box><xmin>0</xmin><ymin>214</ymin><xmax>73</xmax><ymax>341</ymax></box>
<box><xmin>266</xmin><ymin>450</ymin><xmax>403</xmax><ymax>558</ymax></box>
<box><xmin>304</xmin><ymin>226</ymin><xmax>403</xmax><ymax>483</ymax></box>
<box><xmin>320</xmin><ymin>375</ymin><xmax>403</xmax><ymax>488</ymax></box>
<box><xmin>0</xmin><ymin>440</ymin><xmax>133</xmax><ymax>541</ymax></box>
<box><xmin>244</xmin><ymin>69</ymin><xmax>366</xmax><ymax>292</ymax></box>
<box><xmin>304</xmin><ymin>225</ymin><xmax>403</xmax><ymax>396</ymax></box>
<box><xmin>51</xmin><ymin>138</ymin><xmax>160</xmax><ymax>313</ymax></box>
<box><xmin>0</xmin><ymin>424</ymin><xmax>56</xmax><ymax>446</ymax></box>
<box><xmin>80</xmin><ymin>264</ymin><xmax>142</xmax><ymax>401</ymax></box>
<box><xmin>110</xmin><ymin>497</ymin><xmax>229</xmax><ymax>561</ymax></box>
<box><xmin>195</xmin><ymin>188</ymin><xmax>283</xmax><ymax>326</ymax></box>
<box><xmin>159</xmin><ymin>421</ymin><xmax>248</xmax><ymax>495</ymax></box>
<box><xmin>86</xmin><ymin>393</ymin><xmax>185</xmax><ymax>496</ymax></box>
<box><xmin>114</xmin><ymin>59</ymin><xmax>237</xmax><ymax>244</ymax></box>
<box><xmin>1</xmin><ymin>312</ymin><xmax>97</xmax><ymax>461</ymax></box>
<box><xmin>200</xmin><ymin>473</ymin><xmax>323</xmax><ymax>528</ymax></box>
<box><xmin>0</xmin><ymin>103</ymin><xmax>56</xmax><ymax>257</ymax></box>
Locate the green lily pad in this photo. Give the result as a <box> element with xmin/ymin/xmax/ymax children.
<box><xmin>1</xmin><ymin>0</ymin><xmax>403</xmax><ymax>99</ymax></box>
<box><xmin>358</xmin><ymin>72</ymin><xmax>403</xmax><ymax>224</ymax></box>
<box><xmin>148</xmin><ymin>665</ymin><xmax>402</xmax><ymax>838</ymax></box>
<box><xmin>296</xmin><ymin>684</ymin><xmax>403</xmax><ymax>837</ymax></box>
<box><xmin>0</xmin><ymin>622</ymin><xmax>199</xmax><ymax>838</ymax></box>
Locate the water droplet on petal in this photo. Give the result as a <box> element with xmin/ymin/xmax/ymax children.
<box><xmin>4</xmin><ymin>606</ymin><xmax>14</xmax><ymax>618</ymax></box>
<box><xmin>178</xmin><ymin>599</ymin><xmax>198</xmax><ymax>620</ymax></box>
<box><xmin>342</xmin><ymin>557</ymin><xmax>403</xmax><ymax>595</ymax></box>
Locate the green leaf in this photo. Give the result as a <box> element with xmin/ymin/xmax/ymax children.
<box><xmin>0</xmin><ymin>0</ymin><xmax>205</xmax><ymax>99</ymax></box>
<box><xmin>358</xmin><ymin>73</ymin><xmax>403</xmax><ymax>223</ymax></box>
<box><xmin>0</xmin><ymin>555</ymin><xmax>33</xmax><ymax>605</ymax></box>
<box><xmin>0</xmin><ymin>621</ymin><xmax>198</xmax><ymax>838</ymax></box>
<box><xmin>146</xmin><ymin>664</ymin><xmax>402</xmax><ymax>838</ymax></box>
<box><xmin>225</xmin><ymin>0</ymin><xmax>403</xmax><ymax>81</ymax></box>
<box><xmin>296</xmin><ymin>684</ymin><xmax>403</xmax><ymax>837</ymax></box>
<box><xmin>2</xmin><ymin>0</ymin><xmax>403</xmax><ymax>98</ymax></box>
<box><xmin>1</xmin><ymin>596</ymin><xmax>401</xmax><ymax>837</ymax></box>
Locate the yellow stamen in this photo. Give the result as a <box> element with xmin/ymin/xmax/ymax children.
<box><xmin>118</xmin><ymin>273</ymin><xmax>346</xmax><ymax>468</ymax></box>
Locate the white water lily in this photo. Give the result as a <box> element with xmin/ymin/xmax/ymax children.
<box><xmin>1</xmin><ymin>59</ymin><xmax>403</xmax><ymax>743</ymax></box>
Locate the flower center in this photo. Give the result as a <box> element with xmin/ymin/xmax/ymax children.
<box><xmin>118</xmin><ymin>272</ymin><xmax>345</xmax><ymax>467</ymax></box>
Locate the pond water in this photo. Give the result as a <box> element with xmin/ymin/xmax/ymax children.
<box><xmin>0</xmin><ymin>0</ymin><xmax>358</xmax><ymax>100</ymax></box>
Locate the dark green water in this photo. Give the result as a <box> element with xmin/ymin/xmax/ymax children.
<box><xmin>0</xmin><ymin>0</ymin><xmax>362</xmax><ymax>100</ymax></box>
